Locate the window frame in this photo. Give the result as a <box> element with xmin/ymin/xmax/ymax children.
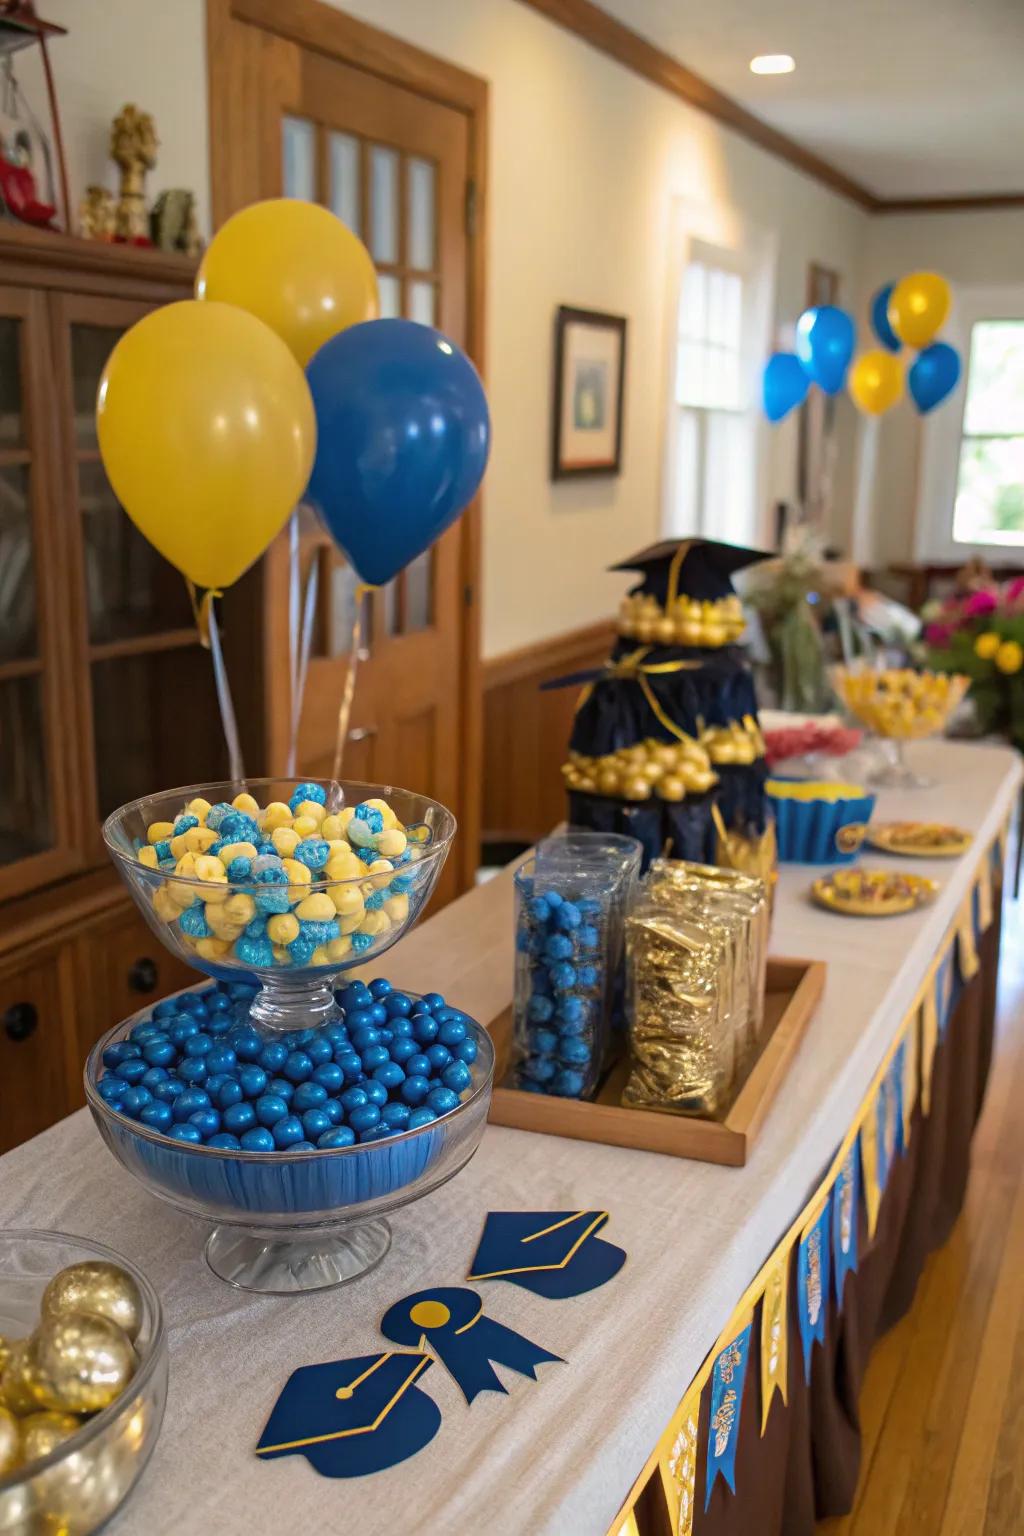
<box><xmin>915</xmin><ymin>282</ymin><xmax>1024</xmax><ymax>561</ymax></box>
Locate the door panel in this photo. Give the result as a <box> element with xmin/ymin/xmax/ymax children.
<box><xmin>252</xmin><ymin>31</ymin><xmax>469</xmax><ymax>904</ymax></box>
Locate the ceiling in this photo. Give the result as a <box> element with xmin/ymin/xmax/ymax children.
<box><xmin>593</xmin><ymin>0</ymin><xmax>1024</xmax><ymax>200</ymax></box>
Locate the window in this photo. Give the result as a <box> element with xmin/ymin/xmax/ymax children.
<box><xmin>953</xmin><ymin>321</ymin><xmax>1024</xmax><ymax>546</ymax></box>
<box><xmin>665</xmin><ymin>245</ymin><xmax>756</xmax><ymax>544</ymax></box>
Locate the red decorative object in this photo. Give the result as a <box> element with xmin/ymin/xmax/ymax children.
<box><xmin>0</xmin><ymin>1</ymin><xmax>69</xmax><ymax>230</ymax></box>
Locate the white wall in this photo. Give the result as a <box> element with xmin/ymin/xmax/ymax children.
<box><xmin>22</xmin><ymin>0</ymin><xmax>868</xmax><ymax>656</ymax></box>
<box><xmin>858</xmin><ymin>208</ymin><xmax>1024</xmax><ymax>567</ymax></box>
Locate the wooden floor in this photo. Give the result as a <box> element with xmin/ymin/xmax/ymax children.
<box><xmin>819</xmin><ymin>887</ymin><xmax>1024</xmax><ymax>1536</ymax></box>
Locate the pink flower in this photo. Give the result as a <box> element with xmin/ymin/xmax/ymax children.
<box><xmin>964</xmin><ymin>590</ymin><xmax>998</xmax><ymax>617</ymax></box>
<box><xmin>1006</xmin><ymin>576</ymin><xmax>1024</xmax><ymax>603</ymax></box>
<box><xmin>925</xmin><ymin>622</ymin><xmax>953</xmax><ymax>647</ymax></box>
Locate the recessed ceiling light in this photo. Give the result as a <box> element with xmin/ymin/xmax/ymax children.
<box><xmin>749</xmin><ymin>54</ymin><xmax>795</xmax><ymax>75</ymax></box>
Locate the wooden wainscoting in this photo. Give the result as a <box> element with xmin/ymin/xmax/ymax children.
<box><xmin>481</xmin><ymin>619</ymin><xmax>614</xmax><ymax>849</ymax></box>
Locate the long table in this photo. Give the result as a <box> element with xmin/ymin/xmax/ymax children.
<box><xmin>0</xmin><ymin>740</ymin><xmax>1018</xmax><ymax>1536</ymax></box>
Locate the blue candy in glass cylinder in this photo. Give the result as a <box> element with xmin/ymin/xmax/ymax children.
<box><xmin>512</xmin><ymin>837</ymin><xmax>639</xmax><ymax>1101</ymax></box>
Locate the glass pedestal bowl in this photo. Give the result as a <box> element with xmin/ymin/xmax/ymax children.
<box><xmin>85</xmin><ymin>1008</ymin><xmax>494</xmax><ymax>1295</ymax></box>
<box><xmin>0</xmin><ymin>1230</ymin><xmax>166</xmax><ymax>1536</ymax></box>
<box><xmin>831</xmin><ymin>668</ymin><xmax>970</xmax><ymax>790</ymax></box>
<box><xmin>102</xmin><ymin>778</ymin><xmax>456</xmax><ymax>1036</ymax></box>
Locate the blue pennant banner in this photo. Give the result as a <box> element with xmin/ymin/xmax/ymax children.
<box><xmin>875</xmin><ymin>1050</ymin><xmax>902</xmax><ymax>1195</ymax></box>
<box><xmin>797</xmin><ymin>1201</ymin><xmax>831</xmax><ymax>1381</ymax></box>
<box><xmin>937</xmin><ymin>949</ymin><xmax>955</xmax><ymax>1037</ymax></box>
<box><xmin>467</xmin><ymin>1210</ymin><xmax>626</xmax><ymax>1299</ymax></box>
<box><xmin>255</xmin><ymin>1351</ymin><xmax>441</xmax><ymax>1477</ymax></box>
<box><xmin>705</xmin><ymin>1321</ymin><xmax>752</xmax><ymax>1509</ymax></box>
<box><xmin>380</xmin><ymin>1286</ymin><xmax>563</xmax><ymax>1405</ymax></box>
<box><xmin>832</xmin><ymin>1144</ymin><xmax>859</xmax><ymax>1303</ymax></box>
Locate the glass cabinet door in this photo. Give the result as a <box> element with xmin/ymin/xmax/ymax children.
<box><xmin>52</xmin><ymin>294</ymin><xmax>227</xmax><ymax>834</ymax></box>
<box><xmin>0</xmin><ymin>288</ymin><xmax>78</xmax><ymax>898</ymax></box>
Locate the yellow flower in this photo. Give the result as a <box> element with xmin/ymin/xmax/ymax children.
<box><xmin>975</xmin><ymin>631</ymin><xmax>1001</xmax><ymax>661</ymax></box>
<box><xmin>995</xmin><ymin>640</ymin><xmax>1024</xmax><ymax>675</ymax></box>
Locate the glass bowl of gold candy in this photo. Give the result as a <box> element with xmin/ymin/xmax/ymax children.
<box><xmin>103</xmin><ymin>778</ymin><xmax>455</xmax><ymax>1034</ymax></box>
<box><xmin>831</xmin><ymin>667</ymin><xmax>970</xmax><ymax>789</ymax></box>
<box><xmin>0</xmin><ymin>1231</ymin><xmax>166</xmax><ymax>1535</ymax></box>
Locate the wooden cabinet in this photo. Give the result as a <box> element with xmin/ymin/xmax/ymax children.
<box><xmin>0</xmin><ymin>226</ymin><xmax>259</xmax><ymax>1151</ymax></box>
<box><xmin>0</xmin><ymin>946</ymin><xmax>75</xmax><ymax>1152</ymax></box>
<box><xmin>71</xmin><ymin>907</ymin><xmax>197</xmax><ymax>1084</ymax></box>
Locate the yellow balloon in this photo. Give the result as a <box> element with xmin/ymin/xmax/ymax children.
<box><xmin>97</xmin><ymin>301</ymin><xmax>316</xmax><ymax>590</ymax></box>
<box><xmin>888</xmin><ymin>271</ymin><xmax>951</xmax><ymax>350</ymax></box>
<box><xmin>196</xmin><ymin>199</ymin><xmax>379</xmax><ymax>366</ymax></box>
<box><xmin>848</xmin><ymin>349</ymin><xmax>904</xmax><ymax>415</ymax></box>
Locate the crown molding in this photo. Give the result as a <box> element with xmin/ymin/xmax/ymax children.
<box><xmin>516</xmin><ymin>0</ymin><xmax>1024</xmax><ymax>216</ymax></box>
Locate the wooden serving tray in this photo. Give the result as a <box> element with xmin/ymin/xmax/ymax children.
<box><xmin>487</xmin><ymin>957</ymin><xmax>825</xmax><ymax>1168</ymax></box>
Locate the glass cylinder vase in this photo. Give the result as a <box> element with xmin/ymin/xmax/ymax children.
<box><xmin>512</xmin><ymin>831</ymin><xmax>641</xmax><ymax>1100</ymax></box>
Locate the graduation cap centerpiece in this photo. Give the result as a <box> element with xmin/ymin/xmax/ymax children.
<box><xmin>559</xmin><ymin>536</ymin><xmax>775</xmax><ymax>875</ymax></box>
<box><xmin>614</xmin><ymin>538</ymin><xmax>763</xmax><ymax>648</ymax></box>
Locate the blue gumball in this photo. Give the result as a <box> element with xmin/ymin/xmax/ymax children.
<box><xmin>870</xmin><ymin>282</ymin><xmax>901</xmax><ymax>352</ymax></box>
<box><xmin>908</xmin><ymin>342</ymin><xmax>961</xmax><ymax>414</ymax></box>
<box><xmin>762</xmin><ymin>352</ymin><xmax>809</xmax><ymax>423</ymax></box>
<box><xmin>795</xmin><ymin>306</ymin><xmax>856</xmax><ymax>395</ymax></box>
<box><xmin>305</xmin><ymin>319</ymin><xmax>491</xmax><ymax>587</ymax></box>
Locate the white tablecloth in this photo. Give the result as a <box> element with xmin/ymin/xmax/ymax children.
<box><xmin>1</xmin><ymin>741</ymin><xmax>1019</xmax><ymax>1536</ymax></box>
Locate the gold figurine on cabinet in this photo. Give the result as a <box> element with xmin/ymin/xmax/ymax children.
<box><xmin>110</xmin><ymin>103</ymin><xmax>158</xmax><ymax>243</ymax></box>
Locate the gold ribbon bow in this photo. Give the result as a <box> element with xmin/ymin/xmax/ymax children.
<box><xmin>577</xmin><ymin>647</ymin><xmax>702</xmax><ymax>744</ymax></box>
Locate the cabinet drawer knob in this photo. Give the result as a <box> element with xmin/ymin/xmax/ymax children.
<box><xmin>129</xmin><ymin>957</ymin><xmax>158</xmax><ymax>995</ymax></box>
<box><xmin>4</xmin><ymin>1003</ymin><xmax>38</xmax><ymax>1043</ymax></box>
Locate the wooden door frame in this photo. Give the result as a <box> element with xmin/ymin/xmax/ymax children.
<box><xmin>206</xmin><ymin>0</ymin><xmax>488</xmax><ymax>894</ymax></box>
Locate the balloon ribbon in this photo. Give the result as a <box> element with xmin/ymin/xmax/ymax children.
<box><xmin>332</xmin><ymin>583</ymin><xmax>377</xmax><ymax>781</ymax></box>
<box><xmin>189</xmin><ymin>580</ymin><xmax>245</xmax><ymax>784</ymax></box>
<box><xmin>287</xmin><ymin>538</ymin><xmax>319</xmax><ymax>777</ymax></box>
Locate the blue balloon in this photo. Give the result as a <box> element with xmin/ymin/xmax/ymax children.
<box><xmin>305</xmin><ymin>319</ymin><xmax>490</xmax><ymax>586</ymax></box>
<box><xmin>870</xmin><ymin>283</ymin><xmax>901</xmax><ymax>352</ymax></box>
<box><xmin>762</xmin><ymin>352</ymin><xmax>810</xmax><ymax>423</ymax></box>
<box><xmin>908</xmin><ymin>342</ymin><xmax>961</xmax><ymax>414</ymax></box>
<box><xmin>795</xmin><ymin>306</ymin><xmax>856</xmax><ymax>395</ymax></box>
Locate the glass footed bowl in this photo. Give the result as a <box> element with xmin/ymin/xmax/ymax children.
<box><xmin>0</xmin><ymin>1230</ymin><xmax>166</xmax><ymax>1536</ymax></box>
<box><xmin>103</xmin><ymin>778</ymin><xmax>455</xmax><ymax>1035</ymax></box>
<box><xmin>84</xmin><ymin>1005</ymin><xmax>495</xmax><ymax>1296</ymax></box>
<box><xmin>830</xmin><ymin>668</ymin><xmax>971</xmax><ymax>790</ymax></box>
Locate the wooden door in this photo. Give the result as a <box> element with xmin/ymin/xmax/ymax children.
<box><xmin>208</xmin><ymin>0</ymin><xmax>487</xmax><ymax>901</ymax></box>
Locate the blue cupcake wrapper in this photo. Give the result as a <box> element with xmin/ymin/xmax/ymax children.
<box><xmin>769</xmin><ymin>790</ymin><xmax>876</xmax><ymax>864</ymax></box>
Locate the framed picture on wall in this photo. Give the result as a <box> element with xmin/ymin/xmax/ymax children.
<box><xmin>798</xmin><ymin>264</ymin><xmax>840</xmax><ymax>531</ymax></box>
<box><xmin>551</xmin><ymin>305</ymin><xmax>627</xmax><ymax>479</ymax></box>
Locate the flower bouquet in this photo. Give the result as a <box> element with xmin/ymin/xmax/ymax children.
<box><xmin>923</xmin><ymin>578</ymin><xmax>1024</xmax><ymax>752</ymax></box>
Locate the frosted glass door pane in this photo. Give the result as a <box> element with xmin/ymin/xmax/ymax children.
<box><xmin>282</xmin><ymin>117</ymin><xmax>315</xmax><ymax>200</ymax></box>
<box><xmin>407</xmin><ymin>158</ymin><xmax>435</xmax><ymax>270</ymax></box>
<box><xmin>378</xmin><ymin>275</ymin><xmax>401</xmax><ymax>319</ymax></box>
<box><xmin>0</xmin><ymin>465</ymin><xmax>36</xmax><ymax>661</ymax></box>
<box><xmin>404</xmin><ymin>550</ymin><xmax>432</xmax><ymax>632</ymax></box>
<box><xmin>408</xmin><ymin>281</ymin><xmax>436</xmax><ymax>326</ymax></box>
<box><xmin>329</xmin><ymin>133</ymin><xmax>360</xmax><ymax>233</ymax></box>
<box><xmin>370</xmin><ymin>146</ymin><xmax>398</xmax><ymax>264</ymax></box>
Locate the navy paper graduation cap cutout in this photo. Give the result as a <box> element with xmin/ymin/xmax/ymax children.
<box><xmin>255</xmin><ymin>1351</ymin><xmax>441</xmax><ymax>1478</ymax></box>
<box><xmin>612</xmin><ymin>538</ymin><xmax>770</xmax><ymax>604</ymax></box>
<box><xmin>380</xmin><ymin>1286</ymin><xmax>563</xmax><ymax>1405</ymax></box>
<box><xmin>467</xmin><ymin>1211</ymin><xmax>626</xmax><ymax>1299</ymax></box>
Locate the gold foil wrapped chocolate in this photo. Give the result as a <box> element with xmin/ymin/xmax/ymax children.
<box><xmin>622</xmin><ymin>897</ymin><xmax>735</xmax><ymax>1116</ymax></box>
<box><xmin>647</xmin><ymin>860</ymin><xmax>768</xmax><ymax>1079</ymax></box>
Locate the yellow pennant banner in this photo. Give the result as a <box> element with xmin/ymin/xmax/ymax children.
<box><xmin>760</xmin><ymin>1246</ymin><xmax>789</xmax><ymax>1433</ymax></box>
<box><xmin>978</xmin><ymin>862</ymin><xmax>994</xmax><ymax>932</ymax></box>
<box><xmin>615</xmin><ymin>1512</ymin><xmax>640</xmax><ymax>1536</ymax></box>
<box><xmin>902</xmin><ymin>1009</ymin><xmax>918</xmax><ymax>1146</ymax></box>
<box><xmin>860</xmin><ymin>1092</ymin><xmax>881</xmax><ymax>1239</ymax></box>
<box><xmin>957</xmin><ymin>895</ymin><xmax>980</xmax><ymax>982</ymax></box>
<box><xmin>920</xmin><ymin>982</ymin><xmax>939</xmax><ymax>1115</ymax></box>
<box><xmin>658</xmin><ymin>1379</ymin><xmax>703</xmax><ymax>1536</ymax></box>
